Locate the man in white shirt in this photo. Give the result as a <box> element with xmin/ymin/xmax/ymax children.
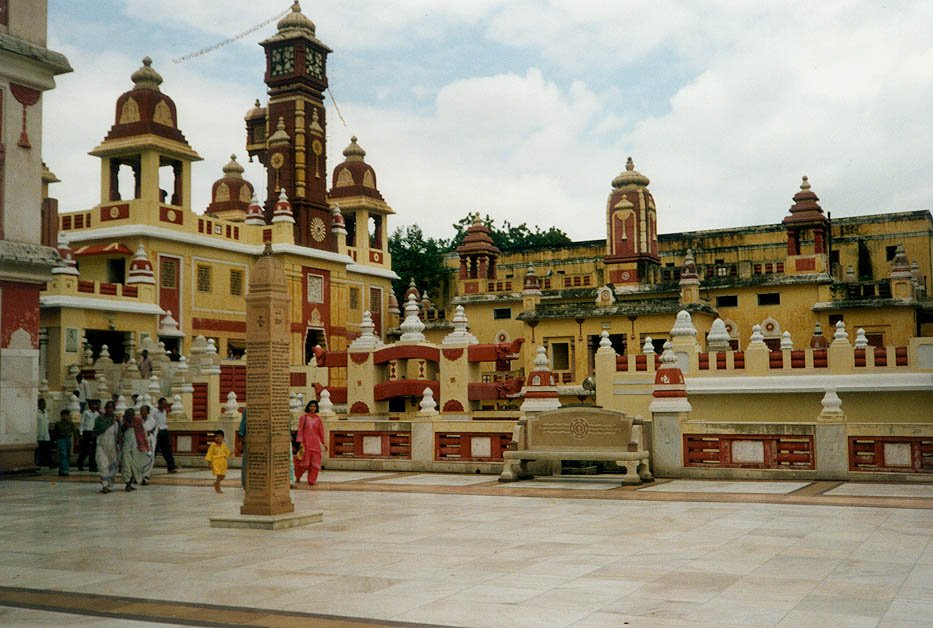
<box><xmin>75</xmin><ymin>373</ymin><xmax>92</xmax><ymax>412</ymax></box>
<box><xmin>76</xmin><ymin>398</ymin><xmax>99</xmax><ymax>472</ymax></box>
<box><xmin>152</xmin><ymin>397</ymin><xmax>177</xmax><ymax>473</ymax></box>
<box><xmin>35</xmin><ymin>398</ymin><xmax>52</xmax><ymax>468</ymax></box>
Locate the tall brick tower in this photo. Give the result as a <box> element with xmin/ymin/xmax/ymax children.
<box><xmin>245</xmin><ymin>1</ymin><xmax>333</xmax><ymax>249</ymax></box>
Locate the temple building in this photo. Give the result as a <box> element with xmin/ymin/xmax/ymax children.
<box><xmin>38</xmin><ymin>3</ymin><xmax>397</xmax><ymax>453</ymax></box>
<box><xmin>0</xmin><ymin>0</ymin><xmax>71</xmax><ymax>472</ymax></box>
<box><xmin>446</xmin><ymin>159</ymin><xmax>932</xmax><ymax>389</ymax></box>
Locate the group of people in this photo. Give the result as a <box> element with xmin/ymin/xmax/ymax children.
<box><xmin>38</xmin><ymin>395</ymin><xmax>179</xmax><ymax>493</ymax></box>
<box><xmin>37</xmin><ymin>394</ymin><xmax>328</xmax><ymax>494</ymax></box>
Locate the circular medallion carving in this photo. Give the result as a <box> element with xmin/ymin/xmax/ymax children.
<box><xmin>165</xmin><ymin>209</ymin><xmax>176</xmax><ymax>222</ymax></box>
<box><xmin>109</xmin><ymin>206</ymin><xmax>120</xmax><ymax>218</ymax></box>
<box><xmin>621</xmin><ymin>271</ymin><xmax>631</xmax><ymax>281</ymax></box>
<box><xmin>312</xmin><ymin>139</ymin><xmax>323</xmax><ymax>155</ymax></box>
<box><xmin>569</xmin><ymin>418</ymin><xmax>590</xmax><ymax>440</ymax></box>
<box><xmin>270</xmin><ymin>153</ymin><xmax>285</xmax><ymax>169</ymax></box>
<box><xmin>310</xmin><ymin>216</ymin><xmax>327</xmax><ymax>242</ymax></box>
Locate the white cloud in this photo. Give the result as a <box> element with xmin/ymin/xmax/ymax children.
<box><xmin>43</xmin><ymin>1</ymin><xmax>933</xmax><ymax>247</ymax></box>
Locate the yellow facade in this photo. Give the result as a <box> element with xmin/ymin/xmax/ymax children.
<box><xmin>446</xmin><ymin>167</ymin><xmax>932</xmax><ymax>389</ymax></box>
<box><xmin>41</xmin><ymin>15</ymin><xmax>397</xmax><ymax>406</ymax></box>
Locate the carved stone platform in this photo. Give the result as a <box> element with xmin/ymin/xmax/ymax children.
<box><xmin>209</xmin><ymin>510</ymin><xmax>323</xmax><ymax>530</ymax></box>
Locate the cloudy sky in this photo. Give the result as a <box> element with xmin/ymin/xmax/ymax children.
<box><xmin>44</xmin><ymin>1</ymin><xmax>933</xmax><ymax>242</ymax></box>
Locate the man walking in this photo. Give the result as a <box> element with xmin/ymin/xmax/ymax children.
<box><xmin>153</xmin><ymin>397</ymin><xmax>177</xmax><ymax>473</ymax></box>
<box><xmin>76</xmin><ymin>398</ymin><xmax>99</xmax><ymax>472</ymax></box>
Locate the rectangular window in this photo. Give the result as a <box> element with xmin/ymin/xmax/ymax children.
<box><xmin>493</xmin><ymin>307</ymin><xmax>511</xmax><ymax>320</ymax></box>
<box><xmin>757</xmin><ymin>292</ymin><xmax>780</xmax><ymax>306</ymax></box>
<box><xmin>229</xmin><ymin>269</ymin><xmax>243</xmax><ymax>296</ymax></box>
<box><xmin>160</xmin><ymin>259</ymin><xmax>177</xmax><ymax>289</ymax></box>
<box><xmin>716</xmin><ymin>295</ymin><xmax>738</xmax><ymax>308</ymax></box>
<box><xmin>306</xmin><ymin>274</ymin><xmax>323</xmax><ymax>303</ymax></box>
<box><xmin>885</xmin><ymin>245</ymin><xmax>898</xmax><ymax>261</ymax></box>
<box><xmin>550</xmin><ymin>342</ymin><xmax>570</xmax><ymax>370</ymax></box>
<box><xmin>196</xmin><ymin>265</ymin><xmax>212</xmax><ymax>293</ymax></box>
<box><xmin>865</xmin><ymin>332</ymin><xmax>885</xmax><ymax>348</ymax></box>
<box><xmin>349</xmin><ymin>287</ymin><xmax>360</xmax><ymax>310</ymax></box>
<box><xmin>107</xmin><ymin>258</ymin><xmax>125</xmax><ymax>284</ymax></box>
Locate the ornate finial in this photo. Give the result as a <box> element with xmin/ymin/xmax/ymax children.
<box><xmin>254</xmin><ymin>98</ymin><xmax>261</xmax><ymax>107</ymax></box>
<box><xmin>342</xmin><ymin>136</ymin><xmax>366</xmax><ymax>161</ymax></box>
<box><xmin>706</xmin><ymin>319</ymin><xmax>731</xmax><ymax>352</ymax></box>
<box><xmin>131</xmin><ymin>56</ymin><xmax>163</xmax><ymax>91</ymax></box>
<box><xmin>670</xmin><ymin>310</ymin><xmax>697</xmax><ymax>338</ymax></box>
<box><xmin>263</xmin><ymin>241</ymin><xmax>273</xmax><ymax>255</ymax></box>
<box><xmin>854</xmin><ymin>328</ymin><xmax>869</xmax><ymax>349</ymax></box>
<box><xmin>599</xmin><ymin>330</ymin><xmax>612</xmax><ymax>349</ymax></box>
<box><xmin>612</xmin><ymin>156</ymin><xmax>650</xmax><ymax>188</ymax></box>
<box><xmin>642</xmin><ymin>336</ymin><xmax>656</xmax><ymax>355</ymax></box>
<box><xmin>309</xmin><ymin>109</ymin><xmax>323</xmax><ymax>135</ymax></box>
<box><xmin>269</xmin><ymin>117</ymin><xmax>290</xmax><ymax>145</ymax></box>
<box><xmin>399</xmin><ymin>294</ymin><xmax>426</xmax><ymax>342</ymax></box>
<box><xmin>277</xmin><ymin>1</ymin><xmax>316</xmax><ymax>33</ymax></box>
<box><xmin>222</xmin><ymin>154</ymin><xmax>244</xmax><ymax>178</ymax></box>
<box><xmin>781</xmin><ymin>331</ymin><xmax>793</xmax><ymax>351</ymax></box>
<box><xmin>800</xmin><ymin>175</ymin><xmax>810</xmax><ymax>191</ymax></box>
<box><xmin>533</xmin><ymin>345</ymin><xmax>550</xmax><ymax>370</ymax></box>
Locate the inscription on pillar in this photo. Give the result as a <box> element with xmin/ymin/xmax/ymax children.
<box><xmin>241</xmin><ymin>244</ymin><xmax>294</xmax><ymax>516</ymax></box>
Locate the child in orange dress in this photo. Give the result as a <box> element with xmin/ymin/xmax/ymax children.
<box><xmin>205</xmin><ymin>430</ymin><xmax>231</xmax><ymax>493</ymax></box>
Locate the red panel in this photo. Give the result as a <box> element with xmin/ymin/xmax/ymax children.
<box><xmin>435</xmin><ymin>433</ymin><xmax>512</xmax><ymax>462</ymax></box>
<box><xmin>373</xmin><ymin>345</ymin><xmax>440</xmax><ymax>364</ymax></box>
<box><xmin>331</xmin><ymin>431</ymin><xmax>411</xmax><ymax>459</ymax></box>
<box><xmin>290</xmin><ymin>372</ymin><xmax>307</xmax><ymax>387</ymax></box>
<box><xmin>159</xmin><ymin>256</ymin><xmax>180</xmax><ymax>325</ymax></box>
<box><xmin>99</xmin><ymin>203</ymin><xmax>129</xmax><ymax>222</ymax></box>
<box><xmin>468</xmin><ymin>382</ymin><xmax>500</xmax><ymax>401</ymax></box>
<box><xmin>374</xmin><ymin>379</ymin><xmax>439</xmax><ymax>401</ymax></box>
<box><xmin>312</xmin><ymin>383</ymin><xmax>346</xmax><ymax>403</ymax></box>
<box><xmin>219</xmin><ymin>365</ymin><xmax>247</xmax><ymax>402</ymax></box>
<box><xmin>848</xmin><ymin>436</ymin><xmax>933</xmax><ymax>472</ymax></box>
<box><xmin>159</xmin><ymin>206</ymin><xmax>184</xmax><ymax>224</ymax></box>
<box><xmin>442</xmin><ymin>400</ymin><xmax>464</xmax><ymax>412</ymax></box>
<box><xmin>0</xmin><ymin>281</ymin><xmax>40</xmax><ymax>348</ymax></box>
<box><xmin>795</xmin><ymin>257</ymin><xmax>816</xmax><ymax>271</ymax></box>
<box><xmin>442</xmin><ymin>348</ymin><xmax>464</xmax><ymax>361</ymax></box>
<box><xmin>191</xmin><ymin>318</ymin><xmax>246</xmax><ymax>333</ymax></box>
<box><xmin>191</xmin><ymin>383</ymin><xmax>208</xmax><ymax>421</ymax></box>
<box><xmin>684</xmin><ymin>434</ymin><xmax>815</xmax><ymax>470</ymax></box>
<box><xmin>464</xmin><ymin>281</ymin><xmax>479</xmax><ymax>294</ymax></box>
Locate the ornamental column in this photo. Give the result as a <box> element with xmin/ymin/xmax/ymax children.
<box><xmin>240</xmin><ymin>244</ymin><xmax>295</xmax><ymax>517</ymax></box>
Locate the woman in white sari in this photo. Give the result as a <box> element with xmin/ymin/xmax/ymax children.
<box><xmin>140</xmin><ymin>405</ymin><xmax>158</xmax><ymax>485</ymax></box>
<box><xmin>94</xmin><ymin>401</ymin><xmax>120</xmax><ymax>494</ymax></box>
<box><xmin>120</xmin><ymin>408</ymin><xmax>149</xmax><ymax>492</ymax></box>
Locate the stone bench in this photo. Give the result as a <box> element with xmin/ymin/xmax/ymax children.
<box><xmin>499</xmin><ymin>407</ymin><xmax>652</xmax><ymax>484</ymax></box>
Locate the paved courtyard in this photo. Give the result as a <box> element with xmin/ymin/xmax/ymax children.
<box><xmin>0</xmin><ymin>471</ymin><xmax>932</xmax><ymax>627</ymax></box>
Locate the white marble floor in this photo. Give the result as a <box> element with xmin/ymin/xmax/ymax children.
<box><xmin>825</xmin><ymin>483</ymin><xmax>933</xmax><ymax>499</ymax></box>
<box><xmin>0</xmin><ymin>480</ymin><xmax>931</xmax><ymax>627</ymax></box>
<box><xmin>370</xmin><ymin>473</ymin><xmax>497</xmax><ymax>486</ymax></box>
<box><xmin>502</xmin><ymin>478</ymin><xmax>623</xmax><ymax>490</ymax></box>
<box><xmin>640</xmin><ymin>480</ymin><xmax>812</xmax><ymax>494</ymax></box>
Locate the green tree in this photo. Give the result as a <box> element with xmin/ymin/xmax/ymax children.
<box><xmin>388</xmin><ymin>225</ymin><xmax>450</xmax><ymax>304</ymax></box>
<box><xmin>449</xmin><ymin>213</ymin><xmax>571</xmax><ymax>252</ymax></box>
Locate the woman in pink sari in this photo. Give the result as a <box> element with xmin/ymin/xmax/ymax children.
<box><xmin>295</xmin><ymin>400</ymin><xmax>327</xmax><ymax>485</ymax></box>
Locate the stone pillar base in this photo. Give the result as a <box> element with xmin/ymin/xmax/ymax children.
<box><xmin>0</xmin><ymin>443</ymin><xmax>39</xmax><ymax>474</ymax></box>
<box><xmin>210</xmin><ymin>510</ymin><xmax>323</xmax><ymax>530</ymax></box>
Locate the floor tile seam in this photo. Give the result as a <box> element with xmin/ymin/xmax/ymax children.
<box><xmin>9</xmin><ymin>476</ymin><xmax>933</xmax><ymax>510</ymax></box>
<box><xmin>0</xmin><ymin>598</ymin><xmax>252</xmax><ymax>627</ymax></box>
<box><xmin>0</xmin><ymin>586</ymin><xmax>451</xmax><ymax>627</ymax></box>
